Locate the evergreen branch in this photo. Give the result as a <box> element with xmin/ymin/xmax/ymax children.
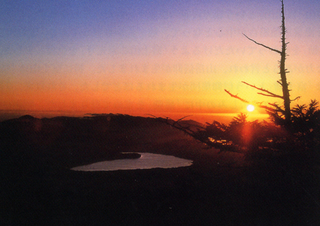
<box><xmin>243</xmin><ymin>33</ymin><xmax>282</xmax><ymax>54</ymax></box>
<box><xmin>155</xmin><ymin>116</ymin><xmax>240</xmax><ymax>152</ymax></box>
<box><xmin>268</xmin><ymin>103</ymin><xmax>285</xmax><ymax>114</ymax></box>
<box><xmin>257</xmin><ymin>104</ymin><xmax>275</xmax><ymax>112</ymax></box>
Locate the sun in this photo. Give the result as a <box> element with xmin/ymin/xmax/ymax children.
<box><xmin>247</xmin><ymin>104</ymin><xmax>255</xmax><ymax>112</ymax></box>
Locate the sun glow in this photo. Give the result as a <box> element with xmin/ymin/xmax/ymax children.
<box><xmin>247</xmin><ymin>104</ymin><xmax>255</xmax><ymax>112</ymax></box>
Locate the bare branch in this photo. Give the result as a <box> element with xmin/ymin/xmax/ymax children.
<box><xmin>174</xmin><ymin>115</ymin><xmax>192</xmax><ymax>123</ymax></box>
<box><xmin>225</xmin><ymin>89</ymin><xmax>279</xmax><ymax>112</ymax></box>
<box><xmin>179</xmin><ymin>116</ymin><xmax>191</xmax><ymax>121</ymax></box>
<box><xmin>243</xmin><ymin>33</ymin><xmax>282</xmax><ymax>54</ymax></box>
<box><xmin>291</xmin><ymin>96</ymin><xmax>301</xmax><ymax>102</ymax></box>
<box><xmin>241</xmin><ymin>81</ymin><xmax>284</xmax><ymax>99</ymax></box>
<box><xmin>224</xmin><ymin>89</ymin><xmax>249</xmax><ymax>103</ymax></box>
<box><xmin>256</xmin><ymin>92</ymin><xmax>282</xmax><ymax>98</ymax></box>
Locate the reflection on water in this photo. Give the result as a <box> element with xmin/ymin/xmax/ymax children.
<box><xmin>71</xmin><ymin>152</ymin><xmax>193</xmax><ymax>171</ymax></box>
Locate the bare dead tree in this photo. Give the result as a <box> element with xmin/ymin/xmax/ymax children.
<box><xmin>225</xmin><ymin>0</ymin><xmax>296</xmax><ymax>126</ymax></box>
<box><xmin>278</xmin><ymin>0</ymin><xmax>291</xmax><ymax>124</ymax></box>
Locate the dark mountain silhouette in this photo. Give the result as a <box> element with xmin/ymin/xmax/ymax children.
<box><xmin>0</xmin><ymin>114</ymin><xmax>318</xmax><ymax>225</ymax></box>
<box><xmin>0</xmin><ymin>114</ymin><xmax>206</xmax><ymax>168</ymax></box>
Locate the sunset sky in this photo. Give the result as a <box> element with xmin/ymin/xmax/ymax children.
<box><xmin>1</xmin><ymin>0</ymin><xmax>319</xmax><ymax>123</ymax></box>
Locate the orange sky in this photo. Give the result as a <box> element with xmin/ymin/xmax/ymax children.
<box><xmin>1</xmin><ymin>1</ymin><xmax>319</xmax><ymax>123</ymax></box>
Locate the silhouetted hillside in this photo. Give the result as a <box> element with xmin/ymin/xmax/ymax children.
<box><xmin>1</xmin><ymin>114</ymin><xmax>319</xmax><ymax>225</ymax></box>
<box><xmin>0</xmin><ymin>114</ymin><xmax>206</xmax><ymax>168</ymax></box>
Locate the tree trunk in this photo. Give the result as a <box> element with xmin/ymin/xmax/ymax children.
<box><xmin>280</xmin><ymin>0</ymin><xmax>291</xmax><ymax>125</ymax></box>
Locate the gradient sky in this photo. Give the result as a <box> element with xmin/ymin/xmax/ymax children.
<box><xmin>1</xmin><ymin>0</ymin><xmax>319</xmax><ymax>121</ymax></box>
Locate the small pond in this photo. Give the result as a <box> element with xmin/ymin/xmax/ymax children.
<box><xmin>71</xmin><ymin>152</ymin><xmax>193</xmax><ymax>171</ymax></box>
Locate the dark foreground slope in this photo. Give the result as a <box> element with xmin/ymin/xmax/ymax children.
<box><xmin>0</xmin><ymin>114</ymin><xmax>319</xmax><ymax>225</ymax></box>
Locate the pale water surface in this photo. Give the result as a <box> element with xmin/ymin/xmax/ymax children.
<box><xmin>71</xmin><ymin>152</ymin><xmax>193</xmax><ymax>171</ymax></box>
